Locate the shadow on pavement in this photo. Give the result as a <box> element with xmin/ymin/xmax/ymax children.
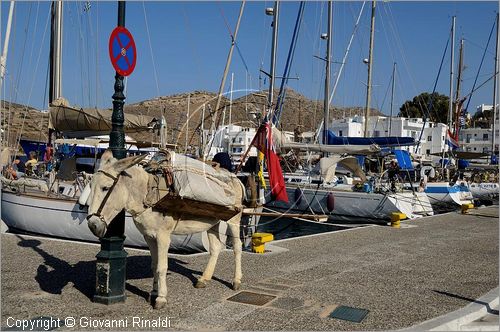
<box><xmin>433</xmin><ymin>290</ymin><xmax>499</xmax><ymax>315</ymax></box>
<box><xmin>16</xmin><ymin>236</ymin><xmax>233</xmax><ymax>300</ymax></box>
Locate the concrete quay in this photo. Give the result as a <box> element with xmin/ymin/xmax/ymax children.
<box><xmin>1</xmin><ymin>205</ymin><xmax>498</xmax><ymax>331</ymax></box>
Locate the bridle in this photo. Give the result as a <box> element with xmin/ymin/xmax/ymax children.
<box><xmin>86</xmin><ymin>170</ymin><xmax>121</xmax><ymax>224</ymax></box>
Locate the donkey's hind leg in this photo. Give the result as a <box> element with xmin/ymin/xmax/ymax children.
<box><xmin>154</xmin><ymin>233</ymin><xmax>171</xmax><ymax>309</ymax></box>
<box><xmin>195</xmin><ymin>226</ymin><xmax>224</xmax><ymax>288</ymax></box>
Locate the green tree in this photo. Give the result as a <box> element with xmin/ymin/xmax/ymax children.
<box><xmin>399</xmin><ymin>92</ymin><xmax>449</xmax><ymax>124</ymax></box>
<box><xmin>471</xmin><ymin>107</ymin><xmax>493</xmax><ymax>128</ymax></box>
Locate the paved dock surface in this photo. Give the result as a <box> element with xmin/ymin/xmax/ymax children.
<box><xmin>1</xmin><ymin>206</ymin><xmax>498</xmax><ymax>331</ymax></box>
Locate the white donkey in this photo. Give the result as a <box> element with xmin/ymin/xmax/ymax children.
<box><xmin>86</xmin><ymin>150</ymin><xmax>244</xmax><ymax>309</ymax></box>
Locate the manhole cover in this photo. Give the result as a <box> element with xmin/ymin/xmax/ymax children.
<box><xmin>3</xmin><ymin>316</ymin><xmax>64</xmax><ymax>331</ymax></box>
<box><xmin>227</xmin><ymin>291</ymin><xmax>276</xmax><ymax>306</ymax></box>
<box><xmin>329</xmin><ymin>305</ymin><xmax>369</xmax><ymax>323</ymax></box>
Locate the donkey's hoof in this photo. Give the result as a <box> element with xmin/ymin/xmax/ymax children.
<box><xmin>154</xmin><ymin>297</ymin><xmax>167</xmax><ymax>309</ymax></box>
<box><xmin>232</xmin><ymin>281</ymin><xmax>241</xmax><ymax>291</ymax></box>
<box><xmin>149</xmin><ymin>291</ymin><xmax>158</xmax><ymax>304</ymax></box>
<box><xmin>194</xmin><ymin>279</ymin><xmax>207</xmax><ymax>288</ymax></box>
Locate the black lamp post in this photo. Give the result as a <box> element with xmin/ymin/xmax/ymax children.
<box><xmin>93</xmin><ymin>0</ymin><xmax>127</xmax><ymax>305</ymax></box>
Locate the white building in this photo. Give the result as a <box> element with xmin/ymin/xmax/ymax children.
<box><xmin>207</xmin><ymin>124</ymin><xmax>295</xmax><ymax>165</ymax></box>
<box><xmin>460</xmin><ymin>104</ymin><xmax>500</xmax><ymax>155</ymax></box>
<box><xmin>459</xmin><ymin>127</ymin><xmax>495</xmax><ymax>154</ymax></box>
<box><xmin>205</xmin><ymin>125</ymin><xmax>257</xmax><ymax>165</ymax></box>
<box><xmin>329</xmin><ymin>115</ymin><xmax>448</xmax><ymax>162</ymax></box>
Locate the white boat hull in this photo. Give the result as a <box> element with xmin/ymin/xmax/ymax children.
<box><xmin>265</xmin><ymin>186</ymin><xmax>433</xmax><ymax>222</ymax></box>
<box><xmin>467</xmin><ymin>182</ymin><xmax>499</xmax><ymax>202</ymax></box>
<box><xmin>1</xmin><ymin>190</ymin><xmax>214</xmax><ymax>252</ymax></box>
<box><xmin>424</xmin><ymin>182</ymin><xmax>474</xmax><ymax>211</ymax></box>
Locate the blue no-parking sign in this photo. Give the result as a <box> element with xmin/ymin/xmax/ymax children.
<box><xmin>108</xmin><ymin>26</ymin><xmax>136</xmax><ymax>76</ymax></box>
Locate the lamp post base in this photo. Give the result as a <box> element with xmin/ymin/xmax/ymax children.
<box><xmin>93</xmin><ymin>236</ymin><xmax>127</xmax><ymax>304</ymax></box>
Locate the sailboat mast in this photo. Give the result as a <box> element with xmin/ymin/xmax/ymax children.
<box><xmin>0</xmin><ymin>0</ymin><xmax>15</xmax><ymax>91</ymax></box>
<box><xmin>323</xmin><ymin>0</ymin><xmax>332</xmax><ymax>145</ymax></box>
<box><xmin>49</xmin><ymin>0</ymin><xmax>63</xmax><ymax>104</ymax></box>
<box><xmin>203</xmin><ymin>1</ymin><xmax>245</xmax><ymax>159</ymax></box>
<box><xmin>448</xmin><ymin>16</ymin><xmax>456</xmax><ymax>132</ymax></box>
<box><xmin>363</xmin><ymin>0</ymin><xmax>376</xmax><ymax>138</ymax></box>
<box><xmin>229</xmin><ymin>72</ymin><xmax>234</xmax><ymax>126</ymax></box>
<box><xmin>454</xmin><ymin>39</ymin><xmax>464</xmax><ymax>136</ymax></box>
<box><xmin>268</xmin><ymin>1</ymin><xmax>279</xmax><ymax>115</ymax></box>
<box><xmin>389</xmin><ymin>62</ymin><xmax>396</xmax><ymax>135</ymax></box>
<box><xmin>492</xmin><ymin>12</ymin><xmax>499</xmax><ymax>156</ymax></box>
<box><xmin>214</xmin><ymin>2</ymin><xmax>244</xmax><ymax>118</ymax></box>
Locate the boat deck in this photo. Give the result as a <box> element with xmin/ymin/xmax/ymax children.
<box><xmin>1</xmin><ymin>205</ymin><xmax>498</xmax><ymax>331</ymax></box>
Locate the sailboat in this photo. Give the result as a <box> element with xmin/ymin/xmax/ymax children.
<box><xmin>0</xmin><ymin>1</ymin><xmax>231</xmax><ymax>253</ymax></box>
<box><xmin>264</xmin><ymin>1</ymin><xmax>433</xmax><ymax>222</ymax></box>
<box><xmin>420</xmin><ymin>20</ymin><xmax>474</xmax><ymax>211</ymax></box>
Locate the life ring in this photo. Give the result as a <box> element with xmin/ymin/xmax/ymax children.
<box><xmin>420</xmin><ymin>166</ymin><xmax>436</xmax><ymax>179</ymax></box>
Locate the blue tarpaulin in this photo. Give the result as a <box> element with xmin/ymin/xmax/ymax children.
<box><xmin>394</xmin><ymin>150</ymin><xmax>414</xmax><ymax>170</ymax></box>
<box><xmin>356</xmin><ymin>155</ymin><xmax>365</xmax><ymax>167</ymax></box>
<box><xmin>325</xmin><ymin>130</ymin><xmax>415</xmax><ymax>147</ymax></box>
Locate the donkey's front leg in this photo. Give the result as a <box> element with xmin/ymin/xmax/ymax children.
<box><xmin>195</xmin><ymin>227</ymin><xmax>224</xmax><ymax>288</ymax></box>
<box><xmin>154</xmin><ymin>233</ymin><xmax>171</xmax><ymax>309</ymax></box>
<box><xmin>143</xmin><ymin>235</ymin><xmax>159</xmax><ymax>303</ymax></box>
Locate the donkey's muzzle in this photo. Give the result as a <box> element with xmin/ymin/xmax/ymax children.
<box><xmin>87</xmin><ymin>215</ymin><xmax>107</xmax><ymax>238</ymax></box>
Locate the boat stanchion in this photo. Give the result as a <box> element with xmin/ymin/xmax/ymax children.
<box><xmin>390</xmin><ymin>212</ymin><xmax>406</xmax><ymax>228</ymax></box>
<box><xmin>461</xmin><ymin>203</ymin><xmax>475</xmax><ymax>214</ymax></box>
<box><xmin>251</xmin><ymin>233</ymin><xmax>274</xmax><ymax>253</ymax></box>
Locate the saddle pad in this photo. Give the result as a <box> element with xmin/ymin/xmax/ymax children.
<box><xmin>153</xmin><ymin>194</ymin><xmax>241</xmax><ymax>221</ymax></box>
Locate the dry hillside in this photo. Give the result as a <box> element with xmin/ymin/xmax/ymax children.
<box><xmin>1</xmin><ymin>89</ymin><xmax>381</xmax><ymax>150</ymax></box>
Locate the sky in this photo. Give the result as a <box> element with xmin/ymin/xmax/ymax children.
<box><xmin>1</xmin><ymin>1</ymin><xmax>499</xmax><ymax>119</ymax></box>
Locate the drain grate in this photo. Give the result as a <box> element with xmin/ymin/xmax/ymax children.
<box><xmin>227</xmin><ymin>291</ymin><xmax>276</xmax><ymax>306</ymax></box>
<box><xmin>329</xmin><ymin>305</ymin><xmax>369</xmax><ymax>323</ymax></box>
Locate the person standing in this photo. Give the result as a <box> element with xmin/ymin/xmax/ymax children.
<box><xmin>388</xmin><ymin>160</ymin><xmax>400</xmax><ymax>192</ymax></box>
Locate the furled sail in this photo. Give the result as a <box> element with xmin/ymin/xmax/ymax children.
<box><xmin>271</xmin><ymin>126</ymin><xmax>381</xmax><ymax>155</ymax></box>
<box><xmin>281</xmin><ymin>142</ymin><xmax>380</xmax><ymax>155</ymax></box>
<box><xmin>48</xmin><ymin>97</ymin><xmax>156</xmax><ymax>138</ymax></box>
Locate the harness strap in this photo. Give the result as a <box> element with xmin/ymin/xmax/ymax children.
<box><xmin>87</xmin><ymin>170</ymin><xmax>120</xmax><ymax>221</ymax></box>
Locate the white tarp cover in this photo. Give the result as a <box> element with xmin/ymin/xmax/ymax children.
<box><xmin>49</xmin><ymin>98</ymin><xmax>155</xmax><ymax>138</ymax></box>
<box><xmin>169</xmin><ymin>152</ymin><xmax>238</xmax><ymax>207</ymax></box>
<box><xmin>320</xmin><ymin>156</ymin><xmax>367</xmax><ymax>183</ymax></box>
<box><xmin>0</xmin><ymin>176</ymin><xmax>49</xmax><ymax>192</ymax></box>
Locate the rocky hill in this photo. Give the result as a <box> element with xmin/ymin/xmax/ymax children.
<box><xmin>0</xmin><ymin>101</ymin><xmax>49</xmax><ymax>150</ymax></box>
<box><xmin>1</xmin><ymin>89</ymin><xmax>381</xmax><ymax>150</ymax></box>
<box><xmin>124</xmin><ymin>88</ymin><xmax>381</xmax><ymax>146</ymax></box>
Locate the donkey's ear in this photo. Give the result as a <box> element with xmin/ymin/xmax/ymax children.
<box><xmin>113</xmin><ymin>154</ymin><xmax>148</xmax><ymax>174</ymax></box>
<box><xmin>100</xmin><ymin>150</ymin><xmax>115</xmax><ymax>166</ymax></box>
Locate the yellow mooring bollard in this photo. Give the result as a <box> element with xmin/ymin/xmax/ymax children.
<box><xmin>390</xmin><ymin>212</ymin><xmax>407</xmax><ymax>228</ymax></box>
<box><xmin>251</xmin><ymin>233</ymin><xmax>274</xmax><ymax>253</ymax></box>
<box><xmin>461</xmin><ymin>203</ymin><xmax>475</xmax><ymax>214</ymax></box>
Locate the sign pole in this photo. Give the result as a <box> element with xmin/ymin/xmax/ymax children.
<box><xmin>93</xmin><ymin>0</ymin><xmax>128</xmax><ymax>305</ymax></box>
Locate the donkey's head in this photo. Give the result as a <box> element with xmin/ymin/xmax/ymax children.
<box><xmin>86</xmin><ymin>150</ymin><xmax>147</xmax><ymax>238</ymax></box>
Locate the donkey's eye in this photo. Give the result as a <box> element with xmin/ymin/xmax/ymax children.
<box><xmin>102</xmin><ymin>186</ymin><xmax>110</xmax><ymax>192</ymax></box>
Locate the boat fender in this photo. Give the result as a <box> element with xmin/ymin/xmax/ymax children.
<box><xmin>327</xmin><ymin>193</ymin><xmax>335</xmax><ymax>212</ymax></box>
<box><xmin>420</xmin><ymin>166</ymin><xmax>436</xmax><ymax>179</ymax></box>
<box><xmin>245</xmin><ymin>175</ymin><xmax>257</xmax><ymax>208</ymax></box>
<box><xmin>294</xmin><ymin>187</ymin><xmax>303</xmax><ymax>206</ymax></box>
<box><xmin>78</xmin><ymin>183</ymin><xmax>91</xmax><ymax>207</ymax></box>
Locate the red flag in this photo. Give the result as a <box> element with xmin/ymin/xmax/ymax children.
<box><xmin>266</xmin><ymin>147</ymin><xmax>288</xmax><ymax>203</ymax></box>
<box><xmin>253</xmin><ymin>124</ymin><xmax>267</xmax><ymax>154</ymax></box>
<box><xmin>252</xmin><ymin>123</ymin><xmax>288</xmax><ymax>203</ymax></box>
